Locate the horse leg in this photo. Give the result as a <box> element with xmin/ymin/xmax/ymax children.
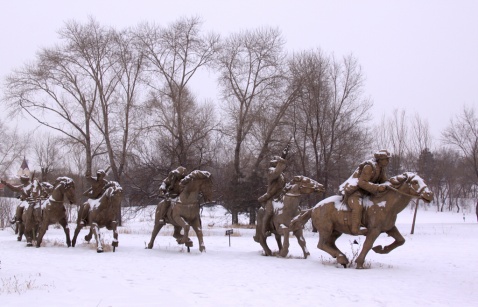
<box><xmin>279</xmin><ymin>229</ymin><xmax>290</xmax><ymax>258</ymax></box>
<box><xmin>172</xmin><ymin>226</ymin><xmax>182</xmax><ymax>239</ymax></box>
<box><xmin>111</xmin><ymin>221</ymin><xmax>118</xmax><ymax>252</ymax></box>
<box><xmin>17</xmin><ymin>222</ymin><xmax>24</xmax><ymax>241</ymax></box>
<box><xmin>372</xmin><ymin>226</ymin><xmax>405</xmax><ymax>254</ymax></box>
<box><xmin>36</xmin><ymin>218</ymin><xmax>49</xmax><ymax>248</ymax></box>
<box><xmin>293</xmin><ymin>229</ymin><xmax>310</xmax><ymax>259</ymax></box>
<box><xmin>91</xmin><ymin>223</ymin><xmax>103</xmax><ymax>253</ymax></box>
<box><xmin>59</xmin><ymin>218</ymin><xmax>71</xmax><ymax>247</ymax></box>
<box><xmin>355</xmin><ymin>228</ymin><xmax>381</xmax><ymax>269</ymax></box>
<box><xmin>173</xmin><ymin>215</ymin><xmax>191</xmax><ymax>245</ymax></box>
<box><xmin>254</xmin><ymin>208</ymin><xmax>272</xmax><ymax>256</ymax></box>
<box><xmin>191</xmin><ymin>219</ymin><xmax>206</xmax><ymax>252</ymax></box>
<box><xmin>318</xmin><ymin>231</ymin><xmax>349</xmax><ymax>267</ymax></box>
<box><xmin>71</xmin><ymin>222</ymin><xmax>84</xmax><ymax>247</ymax></box>
<box><xmin>85</xmin><ymin>227</ymin><xmax>93</xmax><ymax>243</ymax></box>
<box><xmin>147</xmin><ymin>210</ymin><xmax>165</xmax><ymax>249</ymax></box>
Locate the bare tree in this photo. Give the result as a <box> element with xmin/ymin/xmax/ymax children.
<box><xmin>216</xmin><ymin>27</ymin><xmax>293</xmax><ymax>223</ymax></box>
<box><xmin>442</xmin><ymin>105</ymin><xmax>478</xmax><ymax>181</ymax></box>
<box><xmin>137</xmin><ymin>16</ymin><xmax>220</xmax><ymax>167</ymax></box>
<box><xmin>0</xmin><ymin>121</ymin><xmax>28</xmax><ymax>178</ymax></box>
<box><xmin>32</xmin><ymin>132</ymin><xmax>62</xmax><ymax>182</ymax></box>
<box><xmin>289</xmin><ymin>50</ymin><xmax>372</xmax><ymax>196</ymax></box>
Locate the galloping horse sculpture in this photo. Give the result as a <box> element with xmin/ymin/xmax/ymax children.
<box><xmin>254</xmin><ymin>176</ymin><xmax>324</xmax><ymax>258</ymax></box>
<box><xmin>290</xmin><ymin>172</ymin><xmax>434</xmax><ymax>269</ymax></box>
<box><xmin>147</xmin><ymin>170</ymin><xmax>213</xmax><ymax>252</ymax></box>
<box><xmin>72</xmin><ymin>181</ymin><xmax>123</xmax><ymax>253</ymax></box>
<box><xmin>35</xmin><ymin>177</ymin><xmax>76</xmax><ymax>247</ymax></box>
<box><xmin>18</xmin><ymin>179</ymin><xmax>43</xmax><ymax>246</ymax></box>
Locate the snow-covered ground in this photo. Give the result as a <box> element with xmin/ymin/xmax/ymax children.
<box><xmin>0</xmin><ymin>205</ymin><xmax>476</xmax><ymax>306</ymax></box>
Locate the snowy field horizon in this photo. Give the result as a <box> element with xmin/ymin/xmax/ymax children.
<box><xmin>0</xmin><ymin>203</ymin><xmax>476</xmax><ymax>306</ymax></box>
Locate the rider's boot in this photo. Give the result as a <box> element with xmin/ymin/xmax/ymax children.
<box><xmin>262</xmin><ymin>208</ymin><xmax>273</xmax><ymax>237</ymax></box>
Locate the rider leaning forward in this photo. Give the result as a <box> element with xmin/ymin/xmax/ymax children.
<box><xmin>157</xmin><ymin>166</ymin><xmax>188</xmax><ymax>224</ymax></box>
<box><xmin>339</xmin><ymin>149</ymin><xmax>391</xmax><ymax>235</ymax></box>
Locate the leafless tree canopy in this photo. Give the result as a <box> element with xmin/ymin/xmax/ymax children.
<box><xmin>1</xmin><ymin>16</ymin><xmax>476</xmax><ymax>223</ymax></box>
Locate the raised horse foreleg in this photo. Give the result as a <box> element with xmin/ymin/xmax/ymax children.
<box><xmin>355</xmin><ymin>228</ymin><xmax>381</xmax><ymax>269</ymax></box>
<box><xmin>372</xmin><ymin>226</ymin><xmax>405</xmax><ymax>254</ymax></box>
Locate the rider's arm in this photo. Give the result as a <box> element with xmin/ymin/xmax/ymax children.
<box><xmin>357</xmin><ymin>164</ymin><xmax>381</xmax><ymax>194</ymax></box>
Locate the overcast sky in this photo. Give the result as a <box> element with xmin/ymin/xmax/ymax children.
<box><xmin>1</xmin><ymin>0</ymin><xmax>477</xmax><ymax>139</ymax></box>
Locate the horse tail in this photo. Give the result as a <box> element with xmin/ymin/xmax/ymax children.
<box><xmin>289</xmin><ymin>208</ymin><xmax>312</xmax><ymax>231</ymax></box>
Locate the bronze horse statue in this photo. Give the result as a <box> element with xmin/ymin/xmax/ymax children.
<box><xmin>35</xmin><ymin>177</ymin><xmax>76</xmax><ymax>248</ymax></box>
<box><xmin>254</xmin><ymin>176</ymin><xmax>324</xmax><ymax>258</ymax></box>
<box><xmin>18</xmin><ymin>179</ymin><xmax>44</xmax><ymax>246</ymax></box>
<box><xmin>290</xmin><ymin>172</ymin><xmax>434</xmax><ymax>269</ymax></box>
<box><xmin>147</xmin><ymin>170</ymin><xmax>213</xmax><ymax>252</ymax></box>
<box><xmin>71</xmin><ymin>181</ymin><xmax>123</xmax><ymax>253</ymax></box>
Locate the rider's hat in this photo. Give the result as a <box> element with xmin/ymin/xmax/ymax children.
<box><xmin>176</xmin><ymin>166</ymin><xmax>187</xmax><ymax>176</ymax></box>
<box><xmin>20</xmin><ymin>174</ymin><xmax>30</xmax><ymax>182</ymax></box>
<box><xmin>374</xmin><ymin>149</ymin><xmax>391</xmax><ymax>161</ymax></box>
<box><xmin>97</xmin><ymin>169</ymin><xmax>106</xmax><ymax>176</ymax></box>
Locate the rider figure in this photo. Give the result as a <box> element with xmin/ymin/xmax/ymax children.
<box><xmin>256</xmin><ymin>143</ymin><xmax>290</xmax><ymax>238</ymax></box>
<box><xmin>1</xmin><ymin>174</ymin><xmax>36</xmax><ymax>225</ymax></box>
<box><xmin>339</xmin><ymin>149</ymin><xmax>391</xmax><ymax>235</ymax></box>
<box><xmin>83</xmin><ymin>169</ymin><xmax>109</xmax><ymax>199</ymax></box>
<box><xmin>157</xmin><ymin>166</ymin><xmax>187</xmax><ymax>224</ymax></box>
<box><xmin>80</xmin><ymin>168</ymin><xmax>109</xmax><ymax>225</ymax></box>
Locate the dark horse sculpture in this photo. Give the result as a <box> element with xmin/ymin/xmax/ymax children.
<box><xmin>35</xmin><ymin>177</ymin><xmax>76</xmax><ymax>247</ymax></box>
<box><xmin>254</xmin><ymin>176</ymin><xmax>324</xmax><ymax>258</ymax></box>
<box><xmin>71</xmin><ymin>181</ymin><xmax>123</xmax><ymax>253</ymax></box>
<box><xmin>18</xmin><ymin>179</ymin><xmax>44</xmax><ymax>246</ymax></box>
<box><xmin>290</xmin><ymin>172</ymin><xmax>433</xmax><ymax>269</ymax></box>
<box><xmin>147</xmin><ymin>170</ymin><xmax>213</xmax><ymax>252</ymax></box>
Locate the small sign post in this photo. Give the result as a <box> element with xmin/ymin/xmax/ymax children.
<box><xmin>225</xmin><ymin>229</ymin><xmax>233</xmax><ymax>247</ymax></box>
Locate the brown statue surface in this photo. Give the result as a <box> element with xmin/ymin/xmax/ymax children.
<box><xmin>72</xmin><ymin>181</ymin><xmax>123</xmax><ymax>253</ymax></box>
<box><xmin>339</xmin><ymin>149</ymin><xmax>391</xmax><ymax>235</ymax></box>
<box><xmin>290</xmin><ymin>172</ymin><xmax>434</xmax><ymax>268</ymax></box>
<box><xmin>147</xmin><ymin>170</ymin><xmax>213</xmax><ymax>252</ymax></box>
<box><xmin>1</xmin><ymin>175</ymin><xmax>46</xmax><ymax>245</ymax></box>
<box><xmin>254</xmin><ymin>176</ymin><xmax>324</xmax><ymax>258</ymax></box>
<box><xmin>35</xmin><ymin>177</ymin><xmax>76</xmax><ymax>248</ymax></box>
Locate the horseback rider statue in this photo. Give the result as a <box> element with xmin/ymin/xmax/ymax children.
<box><xmin>1</xmin><ymin>174</ymin><xmax>39</xmax><ymax>226</ymax></box>
<box><xmin>79</xmin><ymin>167</ymin><xmax>110</xmax><ymax>225</ymax></box>
<box><xmin>256</xmin><ymin>141</ymin><xmax>290</xmax><ymax>238</ymax></box>
<box><xmin>339</xmin><ymin>149</ymin><xmax>391</xmax><ymax>235</ymax></box>
<box><xmin>157</xmin><ymin>166</ymin><xmax>188</xmax><ymax>224</ymax></box>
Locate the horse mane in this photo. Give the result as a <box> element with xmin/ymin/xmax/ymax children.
<box><xmin>54</xmin><ymin>177</ymin><xmax>74</xmax><ymax>187</ymax></box>
<box><xmin>387</xmin><ymin>172</ymin><xmax>417</xmax><ymax>189</ymax></box>
<box><xmin>180</xmin><ymin>170</ymin><xmax>212</xmax><ymax>186</ymax></box>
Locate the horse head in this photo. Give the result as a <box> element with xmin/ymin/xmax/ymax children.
<box><xmin>388</xmin><ymin>172</ymin><xmax>434</xmax><ymax>203</ymax></box>
<box><xmin>285</xmin><ymin>176</ymin><xmax>325</xmax><ymax>196</ymax></box>
<box><xmin>54</xmin><ymin>177</ymin><xmax>76</xmax><ymax>204</ymax></box>
<box><xmin>179</xmin><ymin>170</ymin><xmax>213</xmax><ymax>203</ymax></box>
<box><xmin>103</xmin><ymin>181</ymin><xmax>123</xmax><ymax>202</ymax></box>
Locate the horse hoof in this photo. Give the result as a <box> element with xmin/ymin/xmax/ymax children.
<box><xmin>97</xmin><ymin>249</ymin><xmax>103</xmax><ymax>253</ymax></box>
<box><xmin>26</xmin><ymin>243</ymin><xmax>33</xmax><ymax>247</ymax></box>
<box><xmin>17</xmin><ymin>237</ymin><xmax>21</xmax><ymax>241</ymax></box>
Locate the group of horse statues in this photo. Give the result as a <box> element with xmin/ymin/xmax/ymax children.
<box><xmin>3</xmin><ymin>151</ymin><xmax>434</xmax><ymax>269</ymax></box>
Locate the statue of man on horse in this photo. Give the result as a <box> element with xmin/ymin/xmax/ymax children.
<box><xmin>256</xmin><ymin>142</ymin><xmax>291</xmax><ymax>238</ymax></box>
<box><xmin>157</xmin><ymin>166</ymin><xmax>188</xmax><ymax>224</ymax></box>
<box><xmin>339</xmin><ymin>149</ymin><xmax>391</xmax><ymax>235</ymax></box>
